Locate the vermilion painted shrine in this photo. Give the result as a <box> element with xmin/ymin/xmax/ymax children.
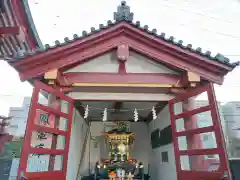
<box><xmin>0</xmin><ymin>1</ymin><xmax>239</xmax><ymax>180</ymax></box>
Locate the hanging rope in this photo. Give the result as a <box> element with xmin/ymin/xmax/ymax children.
<box><xmin>134</xmin><ymin>108</ymin><xmax>138</xmax><ymax>122</ymax></box>
<box><xmin>102</xmin><ymin>108</ymin><xmax>107</xmax><ymax>121</ymax></box>
<box><xmin>77</xmin><ymin>103</ymin><xmax>166</xmax><ymax>112</ymax></box>
<box><xmin>152</xmin><ymin>106</ymin><xmax>157</xmax><ymax>120</ymax></box>
<box><xmin>83</xmin><ymin>105</ymin><xmax>89</xmax><ymax>119</ymax></box>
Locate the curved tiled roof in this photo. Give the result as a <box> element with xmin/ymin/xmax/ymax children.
<box><xmin>0</xmin><ymin>0</ymin><xmax>43</xmax><ymax>58</ymax></box>
<box><xmin>21</xmin><ymin>0</ymin><xmax>43</xmax><ymax>48</ymax></box>
<box><xmin>13</xmin><ymin>1</ymin><xmax>239</xmax><ymax>68</ymax></box>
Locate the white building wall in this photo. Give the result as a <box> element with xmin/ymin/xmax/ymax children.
<box><xmin>67</xmin><ymin>109</ymin><xmax>88</xmax><ymax>180</ymax></box>
<box><xmin>8</xmin><ymin>97</ymin><xmax>47</xmax><ymax>137</ymax></box>
<box><xmin>130</xmin><ymin>122</ymin><xmax>151</xmax><ymax>172</ymax></box>
<box><xmin>222</xmin><ymin>102</ymin><xmax>240</xmax><ymax>158</ymax></box>
<box><xmin>65</xmin><ymin>51</ymin><xmax>119</xmax><ymax>73</ymax></box>
<box><xmin>69</xmin><ymin>92</ymin><xmax>174</xmax><ymax>101</ymax></box>
<box><xmin>126</xmin><ymin>51</ymin><xmax>178</xmax><ymax>74</ymax></box>
<box><xmin>148</xmin><ymin>105</ymin><xmax>178</xmax><ymax>180</ymax></box>
<box><xmin>8</xmin><ymin>107</ymin><xmax>29</xmax><ymax>137</ymax></box>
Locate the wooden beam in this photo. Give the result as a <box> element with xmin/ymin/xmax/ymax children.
<box><xmin>62</xmin><ymin>72</ymin><xmax>183</xmax><ymax>87</ymax></box>
<box><xmin>89</xmin><ymin>117</ymin><xmax>145</xmax><ymax>122</ymax></box>
<box><xmin>59</xmin><ymin>87</ymin><xmax>73</xmax><ymax>93</ymax></box>
<box><xmin>72</xmin><ymin>83</ymin><xmax>173</xmax><ymax>88</ymax></box>
<box><xmin>0</xmin><ymin>27</ymin><xmax>19</xmax><ymax>35</ymax></box>
<box><xmin>113</xmin><ymin>101</ymin><xmax>123</xmax><ymax>112</ymax></box>
<box><xmin>169</xmin><ymin>87</ymin><xmax>187</xmax><ymax>94</ymax></box>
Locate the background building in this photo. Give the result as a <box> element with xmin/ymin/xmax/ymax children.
<box><xmin>7</xmin><ymin>97</ymin><xmax>47</xmax><ymax>137</ymax></box>
<box><xmin>195</xmin><ymin>101</ymin><xmax>227</xmax><ymax>159</ymax></box>
<box><xmin>222</xmin><ymin>102</ymin><xmax>240</xmax><ymax>158</ymax></box>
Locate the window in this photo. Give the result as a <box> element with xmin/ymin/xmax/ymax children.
<box><xmin>9</xmin><ymin>125</ymin><xmax>18</xmax><ymax>128</ymax></box>
<box><xmin>202</xmin><ymin>134</ymin><xmax>209</xmax><ymax>141</ymax></box>
<box><xmin>161</xmin><ymin>151</ymin><xmax>168</xmax><ymax>162</ymax></box>
<box><xmin>205</xmin><ymin>154</ymin><xmax>219</xmax><ymax>159</ymax></box>
<box><xmin>235</xmin><ymin>146</ymin><xmax>240</xmax><ymax>150</ymax></box>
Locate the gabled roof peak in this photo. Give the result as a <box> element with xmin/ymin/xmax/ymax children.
<box><xmin>10</xmin><ymin>1</ymin><xmax>239</xmax><ymax>69</ymax></box>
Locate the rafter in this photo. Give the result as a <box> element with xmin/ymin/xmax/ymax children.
<box><xmin>0</xmin><ymin>27</ymin><xmax>19</xmax><ymax>35</ymax></box>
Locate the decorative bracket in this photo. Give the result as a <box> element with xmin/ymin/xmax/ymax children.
<box><xmin>180</xmin><ymin>71</ymin><xmax>201</xmax><ymax>88</ymax></box>
<box><xmin>44</xmin><ymin>69</ymin><xmax>70</xmax><ymax>86</ymax></box>
<box><xmin>117</xmin><ymin>44</ymin><xmax>129</xmax><ymax>62</ymax></box>
<box><xmin>117</xmin><ymin>44</ymin><xmax>129</xmax><ymax>73</ymax></box>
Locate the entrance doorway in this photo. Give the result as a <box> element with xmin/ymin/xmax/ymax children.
<box><xmin>17</xmin><ymin>81</ymin><xmax>231</xmax><ymax>180</ymax></box>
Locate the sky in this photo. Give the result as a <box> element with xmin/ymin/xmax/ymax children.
<box><xmin>0</xmin><ymin>0</ymin><xmax>240</xmax><ymax>115</ymax></box>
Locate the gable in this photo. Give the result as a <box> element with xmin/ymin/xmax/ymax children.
<box><xmin>126</xmin><ymin>51</ymin><xmax>178</xmax><ymax>74</ymax></box>
<box><xmin>64</xmin><ymin>50</ymin><xmax>179</xmax><ymax>74</ymax></box>
<box><xmin>65</xmin><ymin>51</ymin><xmax>119</xmax><ymax>73</ymax></box>
<box><xmin>10</xmin><ymin>2</ymin><xmax>238</xmax><ymax>83</ymax></box>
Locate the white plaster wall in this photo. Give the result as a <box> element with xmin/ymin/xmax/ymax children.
<box><xmin>79</xmin><ymin>126</ymin><xmax>91</xmax><ymax>177</ymax></box>
<box><xmin>66</xmin><ymin>109</ymin><xmax>88</xmax><ymax>180</ymax></box>
<box><xmin>65</xmin><ymin>51</ymin><xmax>119</xmax><ymax>73</ymax></box>
<box><xmin>65</xmin><ymin>50</ymin><xmax>178</xmax><ymax>74</ymax></box>
<box><xmin>148</xmin><ymin>105</ymin><xmax>177</xmax><ymax>180</ymax></box>
<box><xmin>130</xmin><ymin>122</ymin><xmax>151</xmax><ymax>173</ymax></box>
<box><xmin>126</xmin><ymin>51</ymin><xmax>178</xmax><ymax>74</ymax></box>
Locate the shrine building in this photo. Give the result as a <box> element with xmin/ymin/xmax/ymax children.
<box><xmin>0</xmin><ymin>1</ymin><xmax>239</xmax><ymax>180</ymax></box>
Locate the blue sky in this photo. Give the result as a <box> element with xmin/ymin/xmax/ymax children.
<box><xmin>0</xmin><ymin>0</ymin><xmax>239</xmax><ymax>115</ymax></box>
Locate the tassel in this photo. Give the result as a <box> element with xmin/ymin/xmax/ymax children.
<box><xmin>84</xmin><ymin>105</ymin><xmax>89</xmax><ymax>119</ymax></box>
<box><xmin>102</xmin><ymin>108</ymin><xmax>107</xmax><ymax>121</ymax></box>
<box><xmin>152</xmin><ymin>106</ymin><xmax>157</xmax><ymax>120</ymax></box>
<box><xmin>134</xmin><ymin>108</ymin><xmax>138</xmax><ymax>122</ymax></box>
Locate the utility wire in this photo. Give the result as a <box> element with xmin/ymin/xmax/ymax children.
<box><xmin>158</xmin><ymin>0</ymin><xmax>239</xmax><ymax>24</ymax></box>
<box><xmin>226</xmin><ymin>54</ymin><xmax>240</xmax><ymax>56</ymax></box>
<box><xmin>30</xmin><ymin>0</ymin><xmax>240</xmax><ymax>40</ymax></box>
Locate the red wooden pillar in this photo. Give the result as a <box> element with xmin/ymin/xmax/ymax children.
<box><xmin>48</xmin><ymin>95</ymin><xmax>61</xmax><ymax>171</ymax></box>
<box><xmin>183</xmin><ymin>98</ymin><xmax>204</xmax><ymax>170</ymax></box>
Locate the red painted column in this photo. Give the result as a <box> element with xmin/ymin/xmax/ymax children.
<box><xmin>48</xmin><ymin>95</ymin><xmax>61</xmax><ymax>171</ymax></box>
<box><xmin>183</xmin><ymin>98</ymin><xmax>204</xmax><ymax>170</ymax></box>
